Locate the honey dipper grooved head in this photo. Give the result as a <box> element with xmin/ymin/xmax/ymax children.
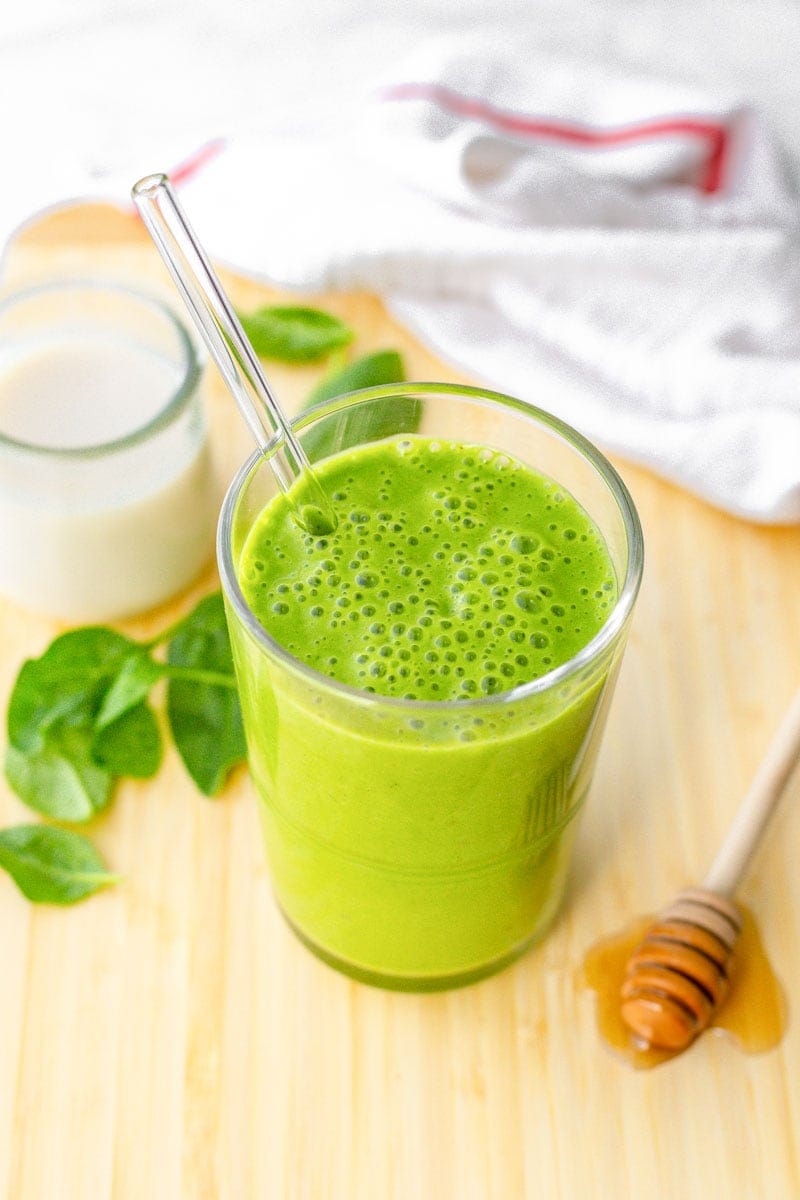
<box><xmin>620</xmin><ymin>889</ymin><xmax>742</xmax><ymax>1050</ymax></box>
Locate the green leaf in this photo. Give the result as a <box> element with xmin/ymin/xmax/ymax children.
<box><xmin>5</xmin><ymin>628</ymin><xmax>153</xmax><ymax>819</ymax></box>
<box><xmin>0</xmin><ymin>824</ymin><xmax>119</xmax><ymax>904</ymax></box>
<box><xmin>238</xmin><ymin>306</ymin><xmax>354</xmax><ymax>363</ymax></box>
<box><xmin>96</xmin><ymin>654</ymin><xmax>165</xmax><ymax>729</ymax></box>
<box><xmin>91</xmin><ymin>703</ymin><xmax>163</xmax><ymax>779</ymax></box>
<box><xmin>8</xmin><ymin>628</ymin><xmax>136</xmax><ymax>753</ymax></box>
<box><xmin>5</xmin><ymin>728</ymin><xmax>113</xmax><ymax>822</ymax></box>
<box><xmin>166</xmin><ymin>594</ymin><xmax>246</xmax><ymax>796</ymax></box>
<box><xmin>304</xmin><ymin>349</ymin><xmax>407</xmax><ymax>407</ymax></box>
<box><xmin>301</xmin><ymin>350</ymin><xmax>419</xmax><ymax>461</ymax></box>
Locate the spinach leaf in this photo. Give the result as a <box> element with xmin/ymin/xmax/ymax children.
<box><xmin>4</xmin><ymin>596</ymin><xmax>242</xmax><ymax>825</ymax></box>
<box><xmin>96</xmin><ymin>653</ymin><xmax>165</xmax><ymax>729</ymax></box>
<box><xmin>5</xmin><ymin>629</ymin><xmax>158</xmax><ymax>816</ymax></box>
<box><xmin>301</xmin><ymin>350</ymin><xmax>419</xmax><ymax>461</ymax></box>
<box><xmin>8</xmin><ymin>627</ymin><xmax>136</xmax><ymax>753</ymax></box>
<box><xmin>166</xmin><ymin>594</ymin><xmax>246</xmax><ymax>795</ymax></box>
<box><xmin>5</xmin><ymin>726</ymin><xmax>113</xmax><ymax>822</ymax></box>
<box><xmin>239</xmin><ymin>306</ymin><xmax>353</xmax><ymax>363</ymax></box>
<box><xmin>304</xmin><ymin>349</ymin><xmax>407</xmax><ymax>407</ymax></box>
<box><xmin>91</xmin><ymin>702</ymin><xmax>163</xmax><ymax>779</ymax></box>
<box><xmin>0</xmin><ymin>824</ymin><xmax>119</xmax><ymax>904</ymax></box>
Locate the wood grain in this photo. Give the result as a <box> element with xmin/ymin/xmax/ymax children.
<box><xmin>1</xmin><ymin>205</ymin><xmax>798</xmax><ymax>1200</ymax></box>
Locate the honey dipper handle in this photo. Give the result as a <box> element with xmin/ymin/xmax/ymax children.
<box><xmin>703</xmin><ymin>685</ymin><xmax>800</xmax><ymax>897</ymax></box>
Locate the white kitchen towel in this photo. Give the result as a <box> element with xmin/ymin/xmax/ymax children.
<box><xmin>6</xmin><ymin>34</ymin><xmax>800</xmax><ymax>522</ymax></box>
<box><xmin>173</xmin><ymin>39</ymin><xmax>800</xmax><ymax>523</ymax></box>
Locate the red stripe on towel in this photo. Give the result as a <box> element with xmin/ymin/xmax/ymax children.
<box><xmin>168</xmin><ymin>138</ymin><xmax>227</xmax><ymax>187</ymax></box>
<box><xmin>129</xmin><ymin>139</ymin><xmax>227</xmax><ymax>217</ymax></box>
<box><xmin>382</xmin><ymin>83</ymin><xmax>730</xmax><ymax>194</ymax></box>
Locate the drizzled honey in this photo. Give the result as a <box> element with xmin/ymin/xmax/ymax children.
<box><xmin>580</xmin><ymin>906</ymin><xmax>787</xmax><ymax>1069</ymax></box>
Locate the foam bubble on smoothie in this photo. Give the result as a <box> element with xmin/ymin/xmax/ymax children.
<box><xmin>239</xmin><ymin>438</ymin><xmax>617</xmax><ymax>701</ymax></box>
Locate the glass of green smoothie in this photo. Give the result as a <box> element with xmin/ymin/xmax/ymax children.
<box><xmin>218</xmin><ymin>383</ymin><xmax>643</xmax><ymax>991</ymax></box>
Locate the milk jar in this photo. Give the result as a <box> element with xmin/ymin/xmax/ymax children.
<box><xmin>0</xmin><ymin>281</ymin><xmax>216</xmax><ymax>621</ymax></box>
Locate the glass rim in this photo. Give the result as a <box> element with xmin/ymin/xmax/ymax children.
<box><xmin>217</xmin><ymin>382</ymin><xmax>644</xmax><ymax>713</ymax></box>
<box><xmin>0</xmin><ymin>278</ymin><xmax>203</xmax><ymax>459</ymax></box>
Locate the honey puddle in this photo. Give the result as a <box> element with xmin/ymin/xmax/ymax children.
<box><xmin>580</xmin><ymin>906</ymin><xmax>787</xmax><ymax>1069</ymax></box>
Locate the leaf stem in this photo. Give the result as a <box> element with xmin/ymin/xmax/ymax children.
<box><xmin>143</xmin><ymin>615</ymin><xmax>194</xmax><ymax>651</ymax></box>
<box><xmin>161</xmin><ymin>665</ymin><xmax>239</xmax><ymax>690</ymax></box>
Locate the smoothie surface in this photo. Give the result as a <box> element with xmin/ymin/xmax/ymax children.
<box><xmin>239</xmin><ymin>437</ymin><xmax>616</xmax><ymax>701</ymax></box>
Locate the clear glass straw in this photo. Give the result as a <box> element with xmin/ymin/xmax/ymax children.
<box><xmin>131</xmin><ymin>172</ymin><xmax>336</xmax><ymax>534</ymax></box>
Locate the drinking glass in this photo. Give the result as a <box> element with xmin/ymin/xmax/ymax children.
<box><xmin>219</xmin><ymin>384</ymin><xmax>643</xmax><ymax>991</ymax></box>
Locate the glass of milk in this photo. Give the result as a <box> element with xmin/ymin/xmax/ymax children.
<box><xmin>0</xmin><ymin>280</ymin><xmax>216</xmax><ymax>621</ymax></box>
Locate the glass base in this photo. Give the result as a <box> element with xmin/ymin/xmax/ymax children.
<box><xmin>283</xmin><ymin>910</ymin><xmax>555</xmax><ymax>992</ymax></box>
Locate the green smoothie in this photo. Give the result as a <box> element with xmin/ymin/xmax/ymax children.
<box><xmin>229</xmin><ymin>435</ymin><xmax>621</xmax><ymax>988</ymax></box>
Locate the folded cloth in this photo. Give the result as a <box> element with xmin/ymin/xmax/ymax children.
<box><xmin>176</xmin><ymin>38</ymin><xmax>800</xmax><ymax>523</ymax></box>
<box><xmin>7</xmin><ymin>36</ymin><xmax>800</xmax><ymax>522</ymax></box>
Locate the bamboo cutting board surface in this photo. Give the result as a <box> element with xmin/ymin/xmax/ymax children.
<box><xmin>0</xmin><ymin>206</ymin><xmax>798</xmax><ymax>1200</ymax></box>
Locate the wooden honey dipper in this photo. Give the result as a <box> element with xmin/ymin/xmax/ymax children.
<box><xmin>621</xmin><ymin>686</ymin><xmax>800</xmax><ymax>1051</ymax></box>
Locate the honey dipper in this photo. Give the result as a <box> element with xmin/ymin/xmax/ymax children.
<box><xmin>620</xmin><ymin>686</ymin><xmax>800</xmax><ymax>1051</ymax></box>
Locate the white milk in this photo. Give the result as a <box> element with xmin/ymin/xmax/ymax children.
<box><xmin>0</xmin><ymin>295</ymin><xmax>216</xmax><ymax>622</ymax></box>
<box><xmin>0</xmin><ymin>339</ymin><xmax>180</xmax><ymax>448</ymax></box>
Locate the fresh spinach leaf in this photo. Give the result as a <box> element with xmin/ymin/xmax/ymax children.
<box><xmin>4</xmin><ymin>596</ymin><xmax>242</xmax><ymax>826</ymax></box>
<box><xmin>5</xmin><ymin>726</ymin><xmax>113</xmax><ymax>822</ymax></box>
<box><xmin>304</xmin><ymin>349</ymin><xmax>407</xmax><ymax>408</ymax></box>
<box><xmin>239</xmin><ymin>305</ymin><xmax>353</xmax><ymax>363</ymax></box>
<box><xmin>166</xmin><ymin>594</ymin><xmax>246</xmax><ymax>795</ymax></box>
<box><xmin>5</xmin><ymin>629</ymin><xmax>155</xmax><ymax>816</ymax></box>
<box><xmin>0</xmin><ymin>824</ymin><xmax>119</xmax><ymax>904</ymax></box>
<box><xmin>8</xmin><ymin>628</ymin><xmax>136</xmax><ymax>753</ymax></box>
<box><xmin>301</xmin><ymin>350</ymin><xmax>419</xmax><ymax>461</ymax></box>
<box><xmin>96</xmin><ymin>653</ymin><xmax>165</xmax><ymax>729</ymax></box>
<box><xmin>91</xmin><ymin>702</ymin><xmax>163</xmax><ymax>779</ymax></box>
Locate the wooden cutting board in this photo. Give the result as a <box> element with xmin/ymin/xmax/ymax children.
<box><xmin>0</xmin><ymin>205</ymin><xmax>798</xmax><ymax>1200</ymax></box>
